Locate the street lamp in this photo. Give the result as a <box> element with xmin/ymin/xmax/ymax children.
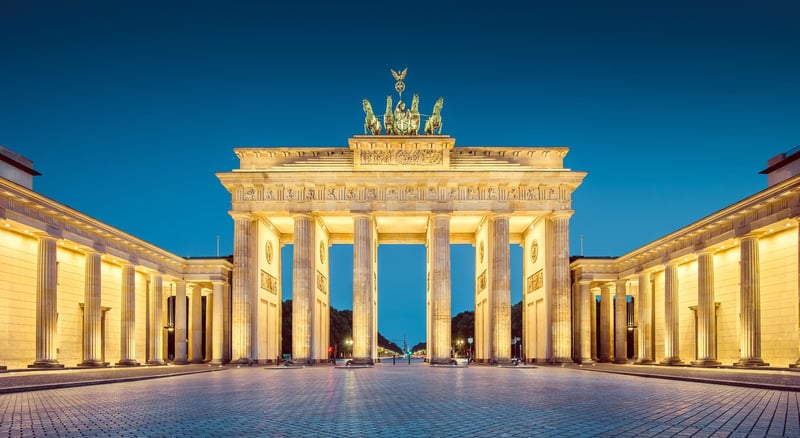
<box><xmin>456</xmin><ymin>339</ymin><xmax>464</xmax><ymax>358</ymax></box>
<box><xmin>345</xmin><ymin>338</ymin><xmax>353</xmax><ymax>358</ymax></box>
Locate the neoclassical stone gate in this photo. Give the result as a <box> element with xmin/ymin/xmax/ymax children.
<box><xmin>217</xmin><ymin>135</ymin><xmax>585</xmax><ymax>365</ymax></box>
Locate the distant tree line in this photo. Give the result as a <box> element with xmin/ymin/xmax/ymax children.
<box><xmin>281</xmin><ymin>299</ymin><xmax>522</xmax><ymax>356</ymax></box>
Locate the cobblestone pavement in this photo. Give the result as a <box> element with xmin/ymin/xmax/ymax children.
<box><xmin>2</xmin><ymin>363</ymin><xmax>799</xmax><ymax>437</ymax></box>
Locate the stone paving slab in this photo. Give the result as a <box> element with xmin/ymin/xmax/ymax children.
<box><xmin>1</xmin><ymin>362</ymin><xmax>800</xmax><ymax>437</ymax></box>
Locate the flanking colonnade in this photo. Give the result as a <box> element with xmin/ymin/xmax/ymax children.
<box><xmin>571</xmin><ymin>171</ymin><xmax>800</xmax><ymax>367</ymax></box>
<box><xmin>0</xmin><ymin>175</ymin><xmax>233</xmax><ymax>370</ymax></box>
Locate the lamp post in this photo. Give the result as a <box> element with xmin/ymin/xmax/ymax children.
<box><xmin>456</xmin><ymin>339</ymin><xmax>464</xmax><ymax>358</ymax></box>
<box><xmin>345</xmin><ymin>339</ymin><xmax>353</xmax><ymax>358</ymax></box>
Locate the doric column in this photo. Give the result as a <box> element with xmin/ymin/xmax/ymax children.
<box><xmin>174</xmin><ymin>280</ymin><xmax>188</xmax><ymax>364</ymax></box>
<box><xmin>429</xmin><ymin>213</ymin><xmax>452</xmax><ymax>365</ymax></box>
<box><xmin>578</xmin><ymin>281</ymin><xmax>593</xmax><ymax>364</ymax></box>
<box><xmin>352</xmin><ymin>213</ymin><xmax>374</xmax><ymax>365</ymax></box>
<box><xmin>598</xmin><ymin>283</ymin><xmax>613</xmax><ymax>362</ymax></box>
<box><xmin>210</xmin><ymin>281</ymin><xmax>225</xmax><ymax>365</ymax></box>
<box><xmin>231</xmin><ymin>214</ymin><xmax>254</xmax><ymax>364</ymax></box>
<box><xmin>795</xmin><ymin>225</ymin><xmax>800</xmax><ymax>369</ymax></box>
<box><xmin>635</xmin><ymin>271</ymin><xmax>653</xmax><ymax>364</ymax></box>
<box><xmin>223</xmin><ymin>281</ymin><xmax>231</xmax><ymax>363</ymax></box>
<box><xmin>613</xmin><ymin>280</ymin><xmax>628</xmax><ymax>363</ymax></box>
<box><xmin>291</xmin><ymin>214</ymin><xmax>314</xmax><ymax>364</ymax></box>
<box><xmin>693</xmin><ymin>250</ymin><xmax>720</xmax><ymax>366</ymax></box>
<box><xmin>147</xmin><ymin>273</ymin><xmax>165</xmax><ymax>365</ymax></box>
<box><xmin>80</xmin><ymin>251</ymin><xmax>105</xmax><ymax>367</ymax></box>
<box><xmin>489</xmin><ymin>215</ymin><xmax>510</xmax><ymax>363</ymax></box>
<box><xmin>190</xmin><ymin>285</ymin><xmax>204</xmax><ymax>363</ymax></box>
<box><xmin>116</xmin><ymin>263</ymin><xmax>139</xmax><ymax>366</ymax></box>
<box><xmin>736</xmin><ymin>233</ymin><xmax>768</xmax><ymax>367</ymax></box>
<box><xmin>551</xmin><ymin>212</ymin><xmax>572</xmax><ymax>363</ymax></box>
<box><xmin>661</xmin><ymin>261</ymin><xmax>683</xmax><ymax>365</ymax></box>
<box><xmin>30</xmin><ymin>235</ymin><xmax>63</xmax><ymax>368</ymax></box>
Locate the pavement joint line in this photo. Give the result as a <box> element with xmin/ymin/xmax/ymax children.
<box><xmin>0</xmin><ymin>367</ymin><xmax>224</xmax><ymax>394</ymax></box>
<box><xmin>574</xmin><ymin>366</ymin><xmax>800</xmax><ymax>392</ymax></box>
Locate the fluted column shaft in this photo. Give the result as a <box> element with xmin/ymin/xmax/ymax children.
<box><xmin>578</xmin><ymin>281</ymin><xmax>593</xmax><ymax>364</ymax></box>
<box><xmin>693</xmin><ymin>251</ymin><xmax>720</xmax><ymax>366</ymax></box>
<box><xmin>661</xmin><ymin>262</ymin><xmax>682</xmax><ymax>364</ymax></box>
<box><xmin>430</xmin><ymin>214</ymin><xmax>452</xmax><ymax>365</ymax></box>
<box><xmin>174</xmin><ymin>280</ymin><xmax>188</xmax><ymax>364</ymax></box>
<box><xmin>31</xmin><ymin>235</ymin><xmax>62</xmax><ymax>368</ymax></box>
<box><xmin>352</xmin><ymin>214</ymin><xmax>374</xmax><ymax>364</ymax></box>
<box><xmin>292</xmin><ymin>214</ymin><xmax>314</xmax><ymax>363</ymax></box>
<box><xmin>191</xmin><ymin>286</ymin><xmax>204</xmax><ymax>363</ymax></box>
<box><xmin>117</xmin><ymin>263</ymin><xmax>139</xmax><ymax>366</ymax></box>
<box><xmin>210</xmin><ymin>281</ymin><xmax>225</xmax><ymax>365</ymax></box>
<box><xmin>489</xmin><ymin>215</ymin><xmax>510</xmax><ymax>363</ymax></box>
<box><xmin>614</xmin><ymin>280</ymin><xmax>628</xmax><ymax>363</ymax></box>
<box><xmin>736</xmin><ymin>234</ymin><xmax>767</xmax><ymax>367</ymax></box>
<box><xmin>231</xmin><ymin>215</ymin><xmax>253</xmax><ymax>363</ymax></box>
<box><xmin>636</xmin><ymin>271</ymin><xmax>653</xmax><ymax>363</ymax></box>
<box><xmin>81</xmin><ymin>252</ymin><xmax>104</xmax><ymax>366</ymax></box>
<box><xmin>551</xmin><ymin>213</ymin><xmax>572</xmax><ymax>363</ymax></box>
<box><xmin>598</xmin><ymin>283</ymin><xmax>613</xmax><ymax>362</ymax></box>
<box><xmin>147</xmin><ymin>273</ymin><xmax>164</xmax><ymax>365</ymax></box>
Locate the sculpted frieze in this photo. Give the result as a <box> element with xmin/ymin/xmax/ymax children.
<box><xmin>236</xmin><ymin>183</ymin><xmax>569</xmax><ymax>203</ymax></box>
<box><xmin>360</xmin><ymin>149</ymin><xmax>443</xmax><ymax>166</ymax></box>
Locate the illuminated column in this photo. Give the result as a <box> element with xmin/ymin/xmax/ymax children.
<box><xmin>551</xmin><ymin>212</ymin><xmax>572</xmax><ymax>363</ymax></box>
<box><xmin>190</xmin><ymin>285</ymin><xmax>204</xmax><ymax>363</ymax></box>
<box><xmin>174</xmin><ymin>280</ymin><xmax>188</xmax><ymax>364</ymax></box>
<box><xmin>590</xmin><ymin>287</ymin><xmax>599</xmax><ymax>361</ymax></box>
<box><xmin>205</xmin><ymin>288</ymin><xmax>213</xmax><ymax>362</ymax></box>
<box><xmin>693</xmin><ymin>250</ymin><xmax>720</xmax><ymax>366</ymax></box>
<box><xmin>578</xmin><ymin>281</ymin><xmax>593</xmax><ymax>364</ymax></box>
<box><xmin>30</xmin><ymin>235</ymin><xmax>63</xmax><ymax>368</ymax></box>
<box><xmin>352</xmin><ymin>213</ymin><xmax>374</xmax><ymax>365</ymax></box>
<box><xmin>147</xmin><ymin>273</ymin><xmax>165</xmax><ymax>365</ymax></box>
<box><xmin>488</xmin><ymin>214</ymin><xmax>510</xmax><ymax>363</ymax></box>
<box><xmin>795</xmin><ymin>226</ymin><xmax>800</xmax><ymax>369</ymax></box>
<box><xmin>292</xmin><ymin>214</ymin><xmax>314</xmax><ymax>364</ymax></box>
<box><xmin>635</xmin><ymin>271</ymin><xmax>654</xmax><ymax>364</ymax></box>
<box><xmin>223</xmin><ymin>281</ymin><xmax>231</xmax><ymax>363</ymax></box>
<box><xmin>736</xmin><ymin>233</ymin><xmax>768</xmax><ymax>367</ymax></box>
<box><xmin>80</xmin><ymin>251</ymin><xmax>104</xmax><ymax>367</ymax></box>
<box><xmin>210</xmin><ymin>281</ymin><xmax>225</xmax><ymax>365</ymax></box>
<box><xmin>429</xmin><ymin>213</ymin><xmax>452</xmax><ymax>365</ymax></box>
<box><xmin>117</xmin><ymin>263</ymin><xmax>139</xmax><ymax>366</ymax></box>
<box><xmin>661</xmin><ymin>261</ymin><xmax>683</xmax><ymax>365</ymax></box>
<box><xmin>598</xmin><ymin>283</ymin><xmax>613</xmax><ymax>362</ymax></box>
<box><xmin>613</xmin><ymin>280</ymin><xmax>628</xmax><ymax>363</ymax></box>
<box><xmin>231</xmin><ymin>214</ymin><xmax>253</xmax><ymax>364</ymax></box>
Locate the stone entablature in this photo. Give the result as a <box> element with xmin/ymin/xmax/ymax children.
<box><xmin>350</xmin><ymin>135</ymin><xmax>454</xmax><ymax>170</ymax></box>
<box><xmin>0</xmin><ymin>177</ymin><xmax>231</xmax><ymax>280</ymax></box>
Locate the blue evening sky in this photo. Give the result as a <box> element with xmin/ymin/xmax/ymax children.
<box><xmin>2</xmin><ymin>1</ymin><xmax>798</xmax><ymax>346</ymax></box>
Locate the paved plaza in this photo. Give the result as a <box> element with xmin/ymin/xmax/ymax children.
<box><xmin>1</xmin><ymin>363</ymin><xmax>799</xmax><ymax>437</ymax></box>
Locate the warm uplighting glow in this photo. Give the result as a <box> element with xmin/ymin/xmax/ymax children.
<box><xmin>769</xmin><ymin>228</ymin><xmax>774</xmax><ymax>233</ymax></box>
<box><xmin>4</xmin><ymin>223</ymin><xmax>10</xmax><ymax>227</ymax></box>
<box><xmin>786</xmin><ymin>223</ymin><xmax>792</xmax><ymax>227</ymax></box>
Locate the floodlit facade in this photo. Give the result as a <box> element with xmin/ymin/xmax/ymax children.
<box><xmin>216</xmin><ymin>135</ymin><xmax>586</xmax><ymax>365</ymax></box>
<box><xmin>571</xmin><ymin>148</ymin><xmax>800</xmax><ymax>368</ymax></box>
<box><xmin>0</xmin><ymin>146</ymin><xmax>232</xmax><ymax>370</ymax></box>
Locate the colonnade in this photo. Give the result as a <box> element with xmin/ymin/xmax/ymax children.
<box><xmin>574</xmin><ymin>231</ymin><xmax>773</xmax><ymax>367</ymax></box>
<box><xmin>26</xmin><ymin>232</ymin><xmax>229</xmax><ymax>369</ymax></box>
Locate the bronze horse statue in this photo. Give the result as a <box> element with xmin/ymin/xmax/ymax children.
<box><xmin>362</xmin><ymin>99</ymin><xmax>382</xmax><ymax>135</ymax></box>
<box><xmin>424</xmin><ymin>97</ymin><xmax>443</xmax><ymax>135</ymax></box>
<box><xmin>409</xmin><ymin>93</ymin><xmax>420</xmax><ymax>135</ymax></box>
<box><xmin>383</xmin><ymin>95</ymin><xmax>394</xmax><ymax>135</ymax></box>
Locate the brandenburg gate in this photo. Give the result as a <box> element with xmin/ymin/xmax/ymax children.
<box><xmin>216</xmin><ymin>71</ymin><xmax>585</xmax><ymax>365</ymax></box>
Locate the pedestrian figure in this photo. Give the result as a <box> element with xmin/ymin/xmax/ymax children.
<box><xmin>393</xmin><ymin>354</ymin><xmax>396</xmax><ymax>365</ymax></box>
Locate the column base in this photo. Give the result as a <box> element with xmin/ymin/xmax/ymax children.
<box><xmin>691</xmin><ymin>359</ymin><xmax>721</xmax><ymax>367</ymax></box>
<box><xmin>597</xmin><ymin>357</ymin><xmax>612</xmax><ymax>363</ymax></box>
<box><xmin>115</xmin><ymin>359</ymin><xmax>140</xmax><ymax>367</ymax></box>
<box><xmin>634</xmin><ymin>359</ymin><xmax>655</xmax><ymax>365</ymax></box>
<box><xmin>612</xmin><ymin>358</ymin><xmax>630</xmax><ymax>364</ymax></box>
<box><xmin>789</xmin><ymin>361</ymin><xmax>800</xmax><ymax>369</ymax></box>
<box><xmin>29</xmin><ymin>360</ymin><xmax>64</xmax><ymax>369</ymax></box>
<box><xmin>209</xmin><ymin>359</ymin><xmax>224</xmax><ymax>366</ymax></box>
<box><xmin>190</xmin><ymin>359</ymin><xmax>205</xmax><ymax>364</ymax></box>
<box><xmin>0</xmin><ymin>365</ymin><xmax>6</xmax><ymax>371</ymax></box>
<box><xmin>227</xmin><ymin>358</ymin><xmax>253</xmax><ymax>365</ymax></box>
<box><xmin>147</xmin><ymin>360</ymin><xmax>166</xmax><ymax>366</ymax></box>
<box><xmin>578</xmin><ymin>358</ymin><xmax>595</xmax><ymax>365</ymax></box>
<box><xmin>660</xmin><ymin>357</ymin><xmax>684</xmax><ymax>366</ymax></box>
<box><xmin>78</xmin><ymin>360</ymin><xmax>110</xmax><ymax>368</ymax></box>
<box><xmin>549</xmin><ymin>357</ymin><xmax>573</xmax><ymax>364</ymax></box>
<box><xmin>734</xmin><ymin>358</ymin><xmax>769</xmax><ymax>368</ymax></box>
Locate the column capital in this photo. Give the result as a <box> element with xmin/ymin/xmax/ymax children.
<box><xmin>696</xmin><ymin>248</ymin><xmax>716</xmax><ymax>256</ymax></box>
<box><xmin>738</xmin><ymin>231</ymin><xmax>763</xmax><ymax>241</ymax></box>
<box><xmin>229</xmin><ymin>211</ymin><xmax>254</xmax><ymax>221</ymax></box>
<box><xmin>291</xmin><ymin>212</ymin><xmax>314</xmax><ymax>220</ymax></box>
<box><xmin>210</xmin><ymin>280</ymin><xmax>228</xmax><ymax>287</ymax></box>
<box><xmin>490</xmin><ymin>212</ymin><xmax>510</xmax><ymax>220</ymax></box>
<box><xmin>576</xmin><ymin>280</ymin><xmax>593</xmax><ymax>287</ymax></box>
<box><xmin>550</xmin><ymin>210</ymin><xmax>574</xmax><ymax>220</ymax></box>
